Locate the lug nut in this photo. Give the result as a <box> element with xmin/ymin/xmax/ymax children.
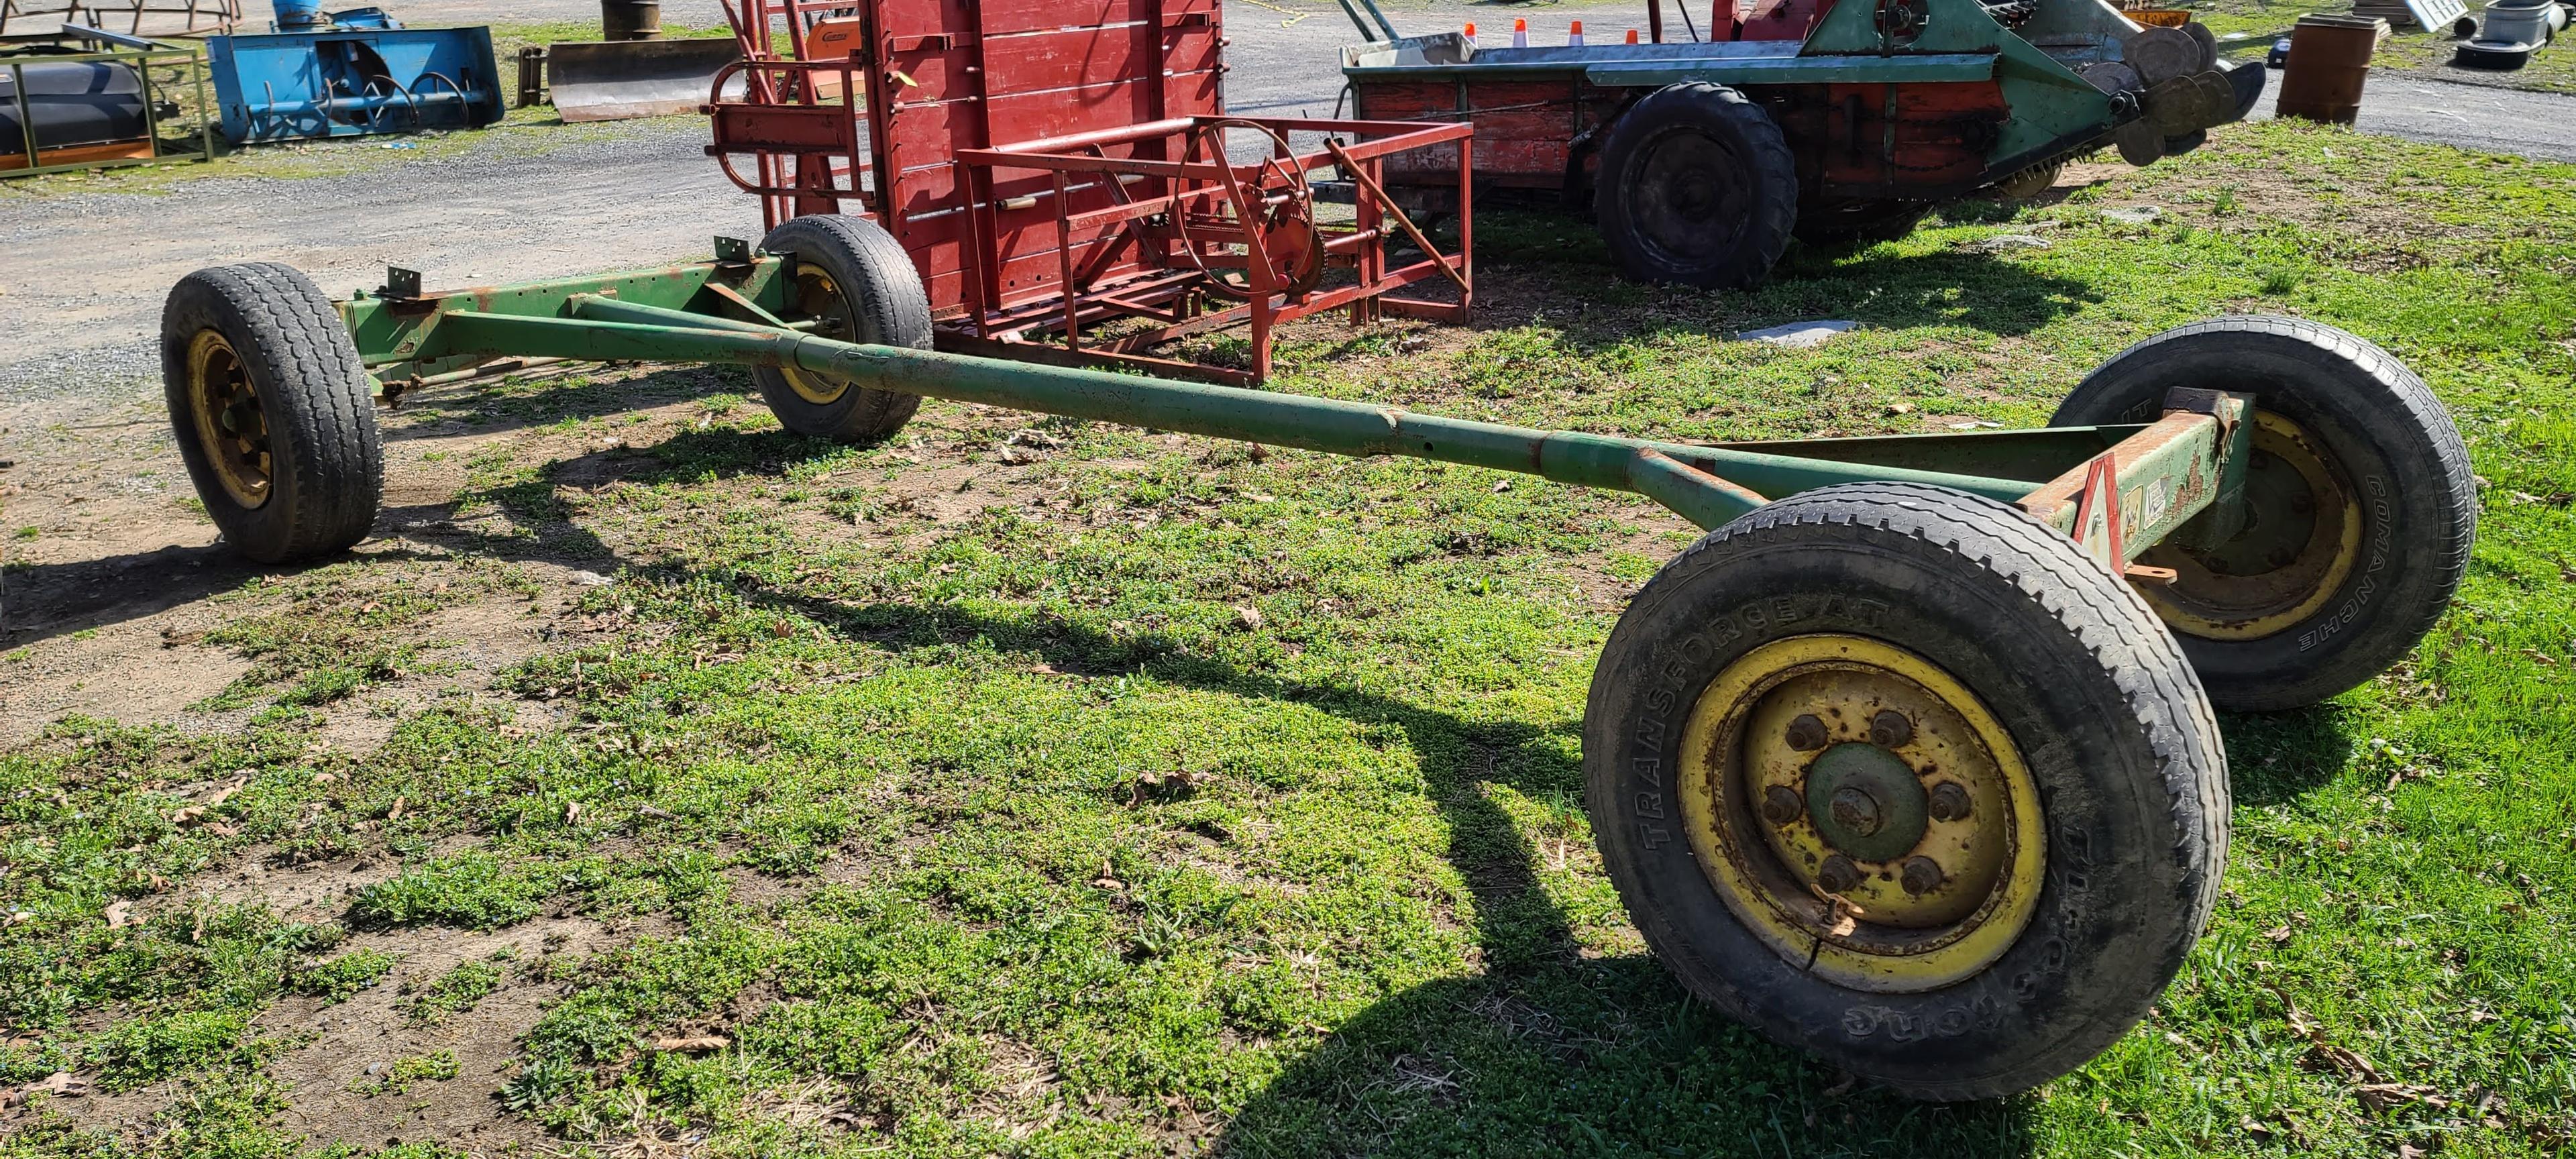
<box><xmin>1784</xmin><ymin>714</ymin><xmax>1829</xmax><ymax>752</ymax></box>
<box><xmin>1868</xmin><ymin>709</ymin><xmax>1913</xmax><ymax>749</ymax></box>
<box><xmin>1761</xmin><ymin>785</ymin><xmax>1804</xmax><ymax>824</ymax></box>
<box><xmin>1827</xmin><ymin>786</ymin><xmax>1884</xmax><ymax>836</ymax></box>
<box><xmin>1817</xmin><ymin>854</ymin><xmax>1864</xmax><ymax>893</ymax></box>
<box><xmin>1900</xmin><ymin>857</ymin><xmax>1945</xmax><ymax>896</ymax></box>
<box><xmin>1927</xmin><ymin>781</ymin><xmax>1972</xmax><ymax>822</ymax></box>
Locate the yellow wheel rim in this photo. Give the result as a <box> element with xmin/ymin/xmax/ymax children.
<box><xmin>780</xmin><ymin>265</ymin><xmax>854</xmax><ymax>406</ymax></box>
<box><xmin>185</xmin><ymin>329</ymin><xmax>272</xmax><ymax>510</ymax></box>
<box><xmin>1676</xmin><ymin>634</ymin><xmax>2045</xmax><ymax>994</ymax></box>
<box><xmin>2139</xmin><ymin>411</ymin><xmax>2362</xmax><ymax>641</ymax></box>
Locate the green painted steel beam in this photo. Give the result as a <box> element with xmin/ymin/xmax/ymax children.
<box><xmin>1587</xmin><ymin>52</ymin><xmax>1998</xmax><ymax>87</ymax></box>
<box><xmin>1708</xmin><ymin>425</ymin><xmax>2153</xmax><ymax>484</ymax></box>
<box><xmin>412</xmin><ymin>298</ymin><xmax>2039</xmax><ymax>527</ymax></box>
<box><xmin>342</xmin><ymin>266</ymin><xmax>2276</xmax><ymax>545</ymax></box>
<box><xmin>2017</xmin><ymin>392</ymin><xmax>2251</xmax><ymax>562</ymax></box>
<box><xmin>339</xmin><ymin>250</ymin><xmax>794</xmax><ymax>382</ymax></box>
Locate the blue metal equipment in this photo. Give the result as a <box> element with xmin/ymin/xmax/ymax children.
<box><xmin>205</xmin><ymin>2</ymin><xmax>500</xmax><ymax>145</ymax></box>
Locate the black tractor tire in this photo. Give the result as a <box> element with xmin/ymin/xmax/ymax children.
<box><xmin>2052</xmin><ymin>317</ymin><xmax>2475</xmax><ymax>711</ymax></box>
<box><xmin>162</xmin><ymin>263</ymin><xmax>382</xmax><ymax>564</ymax></box>
<box><xmin>1585</xmin><ymin>482</ymin><xmax>2226</xmax><ymax>1101</ymax></box>
<box><xmin>1793</xmin><ymin>200</ymin><xmax>1937</xmax><ymax>245</ymax></box>
<box><xmin>751</xmin><ymin>213</ymin><xmax>932</xmax><ymax>442</ymax></box>
<box><xmin>1595</xmin><ymin>82</ymin><xmax>1799</xmax><ymax>288</ymax></box>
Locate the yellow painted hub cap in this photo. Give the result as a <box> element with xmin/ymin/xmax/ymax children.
<box><xmin>2140</xmin><ymin>411</ymin><xmax>2361</xmax><ymax>641</ymax></box>
<box><xmin>185</xmin><ymin>329</ymin><xmax>272</xmax><ymax>510</ymax></box>
<box><xmin>780</xmin><ymin>266</ymin><xmax>853</xmax><ymax>406</ymax></box>
<box><xmin>1678</xmin><ymin>634</ymin><xmax>2045</xmax><ymax>993</ymax></box>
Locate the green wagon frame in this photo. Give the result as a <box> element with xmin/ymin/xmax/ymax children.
<box><xmin>157</xmin><ymin>218</ymin><xmax>2475</xmax><ymax>1099</ymax></box>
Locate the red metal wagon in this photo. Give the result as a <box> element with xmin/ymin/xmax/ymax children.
<box><xmin>702</xmin><ymin>0</ymin><xmax>1474</xmax><ymax>384</ymax></box>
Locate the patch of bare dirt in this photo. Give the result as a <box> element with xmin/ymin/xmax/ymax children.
<box><xmin>256</xmin><ymin>916</ymin><xmax>625</xmax><ymax>1151</ymax></box>
<box><xmin>191</xmin><ymin>852</ymin><xmax>408</xmax><ymax>926</ymax></box>
<box><xmin>0</xmin><ymin>623</ymin><xmax>248</xmax><ymax>747</ymax></box>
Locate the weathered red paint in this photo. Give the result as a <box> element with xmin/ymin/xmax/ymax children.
<box><xmin>704</xmin><ymin>0</ymin><xmax>1474</xmax><ymax>382</ymax></box>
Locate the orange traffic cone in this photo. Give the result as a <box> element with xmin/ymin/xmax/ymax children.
<box><xmin>1568</xmin><ymin>19</ymin><xmax>1586</xmax><ymax>44</ymax></box>
<box><xmin>1512</xmin><ymin>17</ymin><xmax>1528</xmax><ymax>46</ymax></box>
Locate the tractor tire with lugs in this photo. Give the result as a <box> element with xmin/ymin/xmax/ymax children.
<box><xmin>1595</xmin><ymin>82</ymin><xmax>1799</xmax><ymax>288</ymax></box>
<box><xmin>2051</xmin><ymin>317</ymin><xmax>2475</xmax><ymax>711</ymax></box>
<box><xmin>752</xmin><ymin>213</ymin><xmax>934</xmax><ymax>442</ymax></box>
<box><xmin>1585</xmin><ymin>482</ymin><xmax>2226</xmax><ymax>1100</ymax></box>
<box><xmin>162</xmin><ymin>262</ymin><xmax>382</xmax><ymax>564</ymax></box>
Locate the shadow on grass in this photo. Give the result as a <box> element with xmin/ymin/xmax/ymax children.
<box><xmin>382</xmin><ymin>449</ymin><xmax>2045</xmax><ymax>1155</ymax></box>
<box><xmin>1462</xmin><ymin>207</ymin><xmax>2102</xmax><ymax>343</ymax></box>
<box><xmin>378</xmin><ymin>363</ymin><xmax>749</xmax><ymax>445</ymax></box>
<box><xmin>2216</xmin><ymin>708</ymin><xmax>2360</xmax><ymax>808</ymax></box>
<box><xmin>0</xmin><ymin>543</ymin><xmax>447</xmax><ymax>650</ymax></box>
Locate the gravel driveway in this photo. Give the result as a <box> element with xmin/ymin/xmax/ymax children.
<box><xmin>3</xmin><ymin>0</ymin><xmax>2572</xmax><ymax>404</ymax></box>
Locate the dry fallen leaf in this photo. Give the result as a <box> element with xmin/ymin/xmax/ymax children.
<box><xmin>3</xmin><ymin>1072</ymin><xmax>91</xmax><ymax>1108</ymax></box>
<box><xmin>1234</xmin><ymin>604</ymin><xmax>1263</xmax><ymax>630</ymax></box>
<box><xmin>653</xmin><ymin>1035</ymin><xmax>731</xmax><ymax>1052</ymax></box>
<box><xmin>103</xmin><ymin>901</ymin><xmax>134</xmax><ymax>930</ymax></box>
<box><xmin>2263</xmin><ymin>925</ymin><xmax>2294</xmax><ymax>944</ymax></box>
<box><xmin>2356</xmin><ymin>1083</ymin><xmax>2444</xmax><ymax>1112</ymax></box>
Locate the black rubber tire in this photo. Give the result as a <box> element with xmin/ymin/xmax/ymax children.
<box><xmin>1595</xmin><ymin>82</ymin><xmax>1798</xmax><ymax>288</ymax></box>
<box><xmin>751</xmin><ymin>213</ymin><xmax>932</xmax><ymax>441</ymax></box>
<box><xmin>161</xmin><ymin>262</ymin><xmax>382</xmax><ymax>564</ymax></box>
<box><xmin>2051</xmin><ymin>317</ymin><xmax>2475</xmax><ymax>712</ymax></box>
<box><xmin>1585</xmin><ymin>482</ymin><xmax>2226</xmax><ymax>1101</ymax></box>
<box><xmin>2454</xmin><ymin>42</ymin><xmax>2534</xmax><ymax>70</ymax></box>
<box><xmin>2221</xmin><ymin>59</ymin><xmax>2266</xmax><ymax>123</ymax></box>
<box><xmin>1793</xmin><ymin>200</ymin><xmax>1936</xmax><ymax>245</ymax></box>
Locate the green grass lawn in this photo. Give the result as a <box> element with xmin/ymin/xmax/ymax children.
<box><xmin>3</xmin><ymin>119</ymin><xmax>2574</xmax><ymax>1157</ymax></box>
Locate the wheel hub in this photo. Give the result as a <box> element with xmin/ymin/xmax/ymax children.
<box><xmin>780</xmin><ymin>266</ymin><xmax>855</xmax><ymax>406</ymax></box>
<box><xmin>185</xmin><ymin>329</ymin><xmax>273</xmax><ymax>510</ymax></box>
<box><xmin>1635</xmin><ymin>131</ymin><xmax>1748</xmax><ymax>265</ymax></box>
<box><xmin>1807</xmin><ymin>744</ymin><xmax>1927</xmax><ymax>861</ymax></box>
<box><xmin>2141</xmin><ymin>410</ymin><xmax>2361</xmax><ymax>640</ymax></box>
<box><xmin>1676</xmin><ymin>634</ymin><xmax>2046</xmax><ymax>993</ymax></box>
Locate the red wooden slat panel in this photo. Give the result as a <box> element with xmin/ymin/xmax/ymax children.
<box><xmin>1354</xmin><ymin>82</ymin><xmax>1462</xmax><ymax>118</ymax></box>
<box><xmin>1459</xmin><ymin>108</ymin><xmax>1580</xmax><ymax>142</ymax></box>
<box><xmin>976</xmin><ymin>25</ymin><xmax>1219</xmax><ymax>99</ymax></box>
<box><xmin>1461</xmin><ymin>80</ymin><xmax>1581</xmax><ymax>111</ymax></box>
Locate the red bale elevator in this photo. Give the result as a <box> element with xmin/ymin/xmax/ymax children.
<box><xmin>704</xmin><ymin>0</ymin><xmax>1474</xmax><ymax>383</ymax></box>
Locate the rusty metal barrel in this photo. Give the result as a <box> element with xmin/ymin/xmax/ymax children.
<box><xmin>600</xmin><ymin>0</ymin><xmax>663</xmax><ymax>41</ymax></box>
<box><xmin>2275</xmin><ymin>13</ymin><xmax>2383</xmax><ymax>125</ymax></box>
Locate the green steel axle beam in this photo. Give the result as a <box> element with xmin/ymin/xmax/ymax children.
<box><xmin>340</xmin><ymin>252</ymin><xmax>2251</xmax><ymax>564</ymax></box>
